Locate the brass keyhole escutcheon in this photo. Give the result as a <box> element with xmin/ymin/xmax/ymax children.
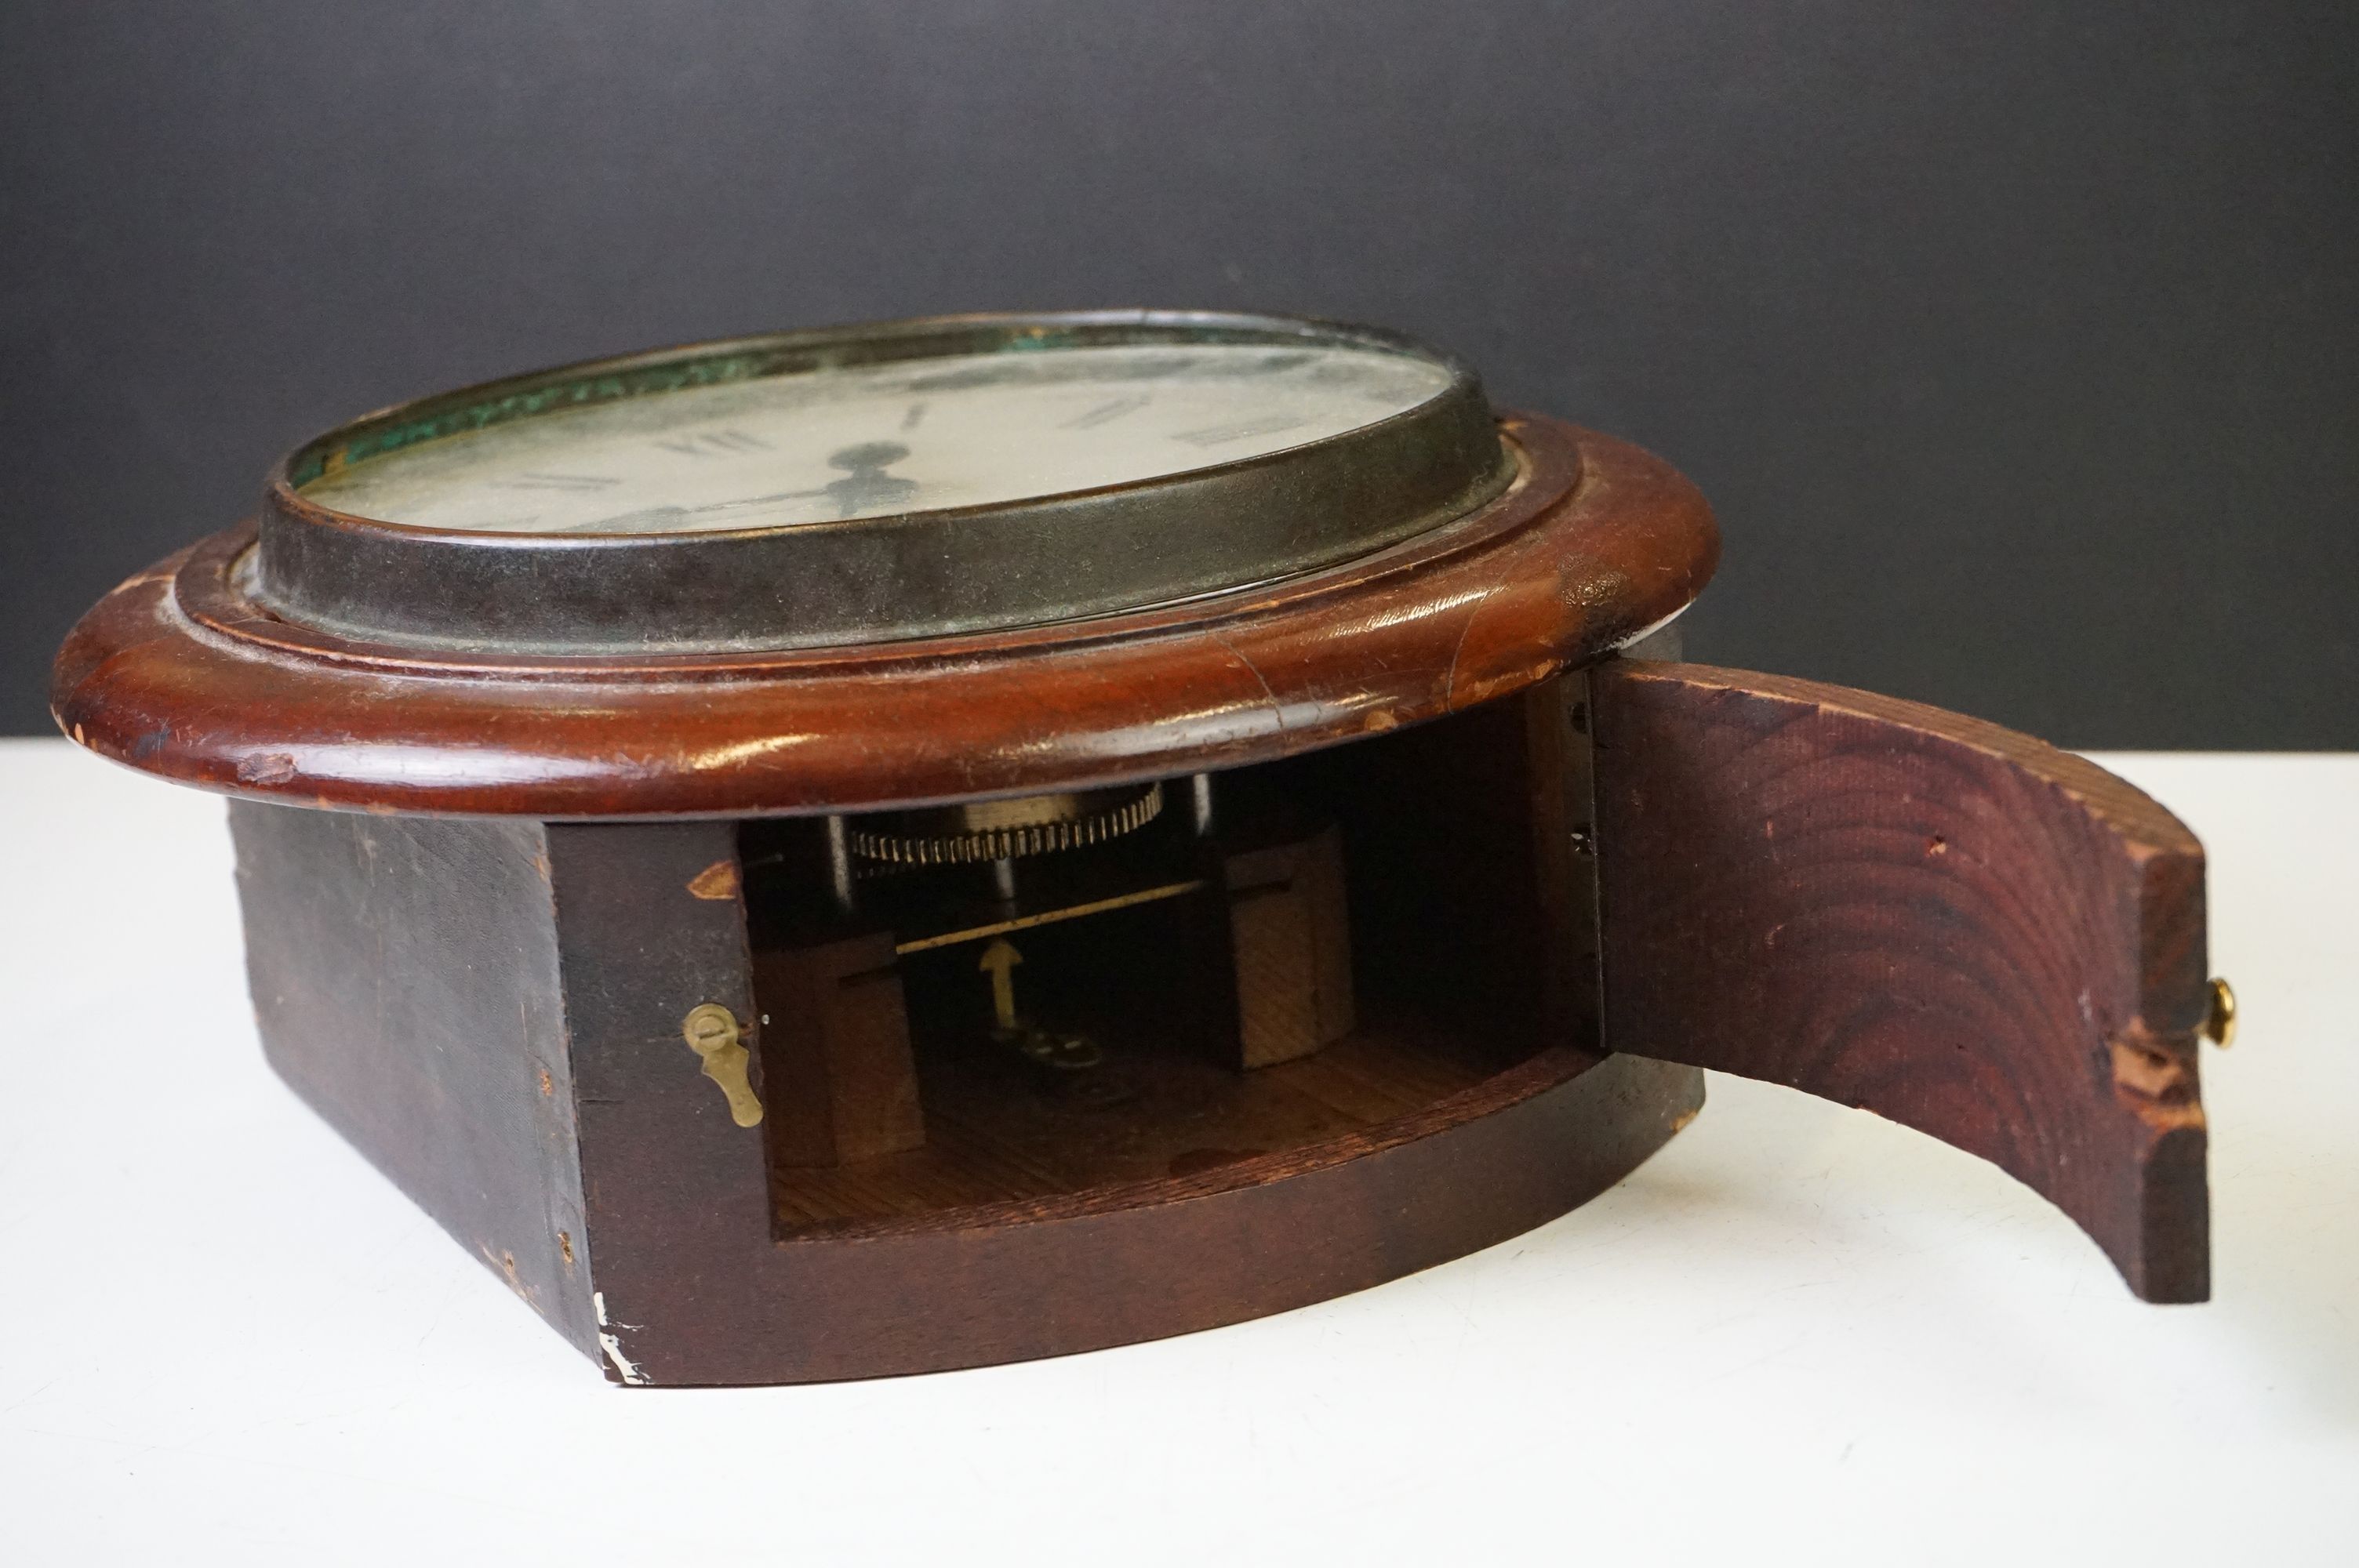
<box><xmin>682</xmin><ymin>1003</ymin><xmax>763</xmax><ymax>1127</ymax></box>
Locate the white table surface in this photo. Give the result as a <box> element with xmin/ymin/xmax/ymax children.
<box><xmin>2</xmin><ymin>740</ymin><xmax>2353</xmax><ymax>1565</ymax></box>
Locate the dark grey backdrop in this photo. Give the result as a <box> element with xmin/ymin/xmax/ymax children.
<box><xmin>5</xmin><ymin>2</ymin><xmax>2352</xmax><ymax>745</ymax></box>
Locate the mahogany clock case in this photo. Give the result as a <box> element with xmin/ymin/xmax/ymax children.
<box><xmin>50</xmin><ymin>322</ymin><xmax>2214</xmax><ymax>1386</ymax></box>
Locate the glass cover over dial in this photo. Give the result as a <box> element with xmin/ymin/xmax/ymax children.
<box><xmin>259</xmin><ymin>312</ymin><xmax>1511</xmax><ymax>654</ymax></box>
<box><xmin>300</xmin><ymin>343</ymin><xmax>1455</xmax><ymax>538</ymax></box>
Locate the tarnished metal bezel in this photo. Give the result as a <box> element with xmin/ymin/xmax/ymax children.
<box><xmin>253</xmin><ymin>310</ymin><xmax>1511</xmax><ymax>655</ymax></box>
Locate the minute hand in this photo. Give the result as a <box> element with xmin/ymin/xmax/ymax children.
<box><xmin>561</xmin><ymin>485</ymin><xmax>831</xmax><ymax>535</ymax></box>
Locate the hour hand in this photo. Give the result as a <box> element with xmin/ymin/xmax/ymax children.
<box><xmin>561</xmin><ymin>487</ymin><xmax>826</xmax><ymax>535</ymax></box>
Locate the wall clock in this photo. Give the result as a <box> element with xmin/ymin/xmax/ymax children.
<box><xmin>52</xmin><ymin>310</ymin><xmax>2230</xmax><ymax>1385</ymax></box>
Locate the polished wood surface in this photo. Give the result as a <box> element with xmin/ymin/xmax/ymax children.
<box><xmin>551</xmin><ymin>818</ymin><xmax>1700</xmax><ymax>1385</ymax></box>
<box><xmin>50</xmin><ymin>416</ymin><xmax>1715</xmax><ymax>818</ymax></box>
<box><xmin>224</xmin><ymin>706</ymin><xmax>1709</xmax><ymax>1385</ymax></box>
<box><xmin>769</xmin><ymin>1011</ymin><xmax>1558</xmax><ymax>1230</ymax></box>
<box><xmin>1222</xmin><ymin>820</ymin><xmax>1354</xmax><ymax>1067</ymax></box>
<box><xmin>754</xmin><ymin>931</ymin><xmax>926</xmax><ymax>1168</ymax></box>
<box><xmin>227</xmin><ymin>800</ymin><xmax>600</xmax><ymax>1359</ymax></box>
<box><xmin>71</xmin><ymin>390</ymin><xmax>2218</xmax><ymax>1385</ymax></box>
<box><xmin>1592</xmin><ymin>660</ymin><xmax>2210</xmax><ymax>1301</ymax></box>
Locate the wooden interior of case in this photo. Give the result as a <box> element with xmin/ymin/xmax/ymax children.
<box><xmin>739</xmin><ymin>695</ymin><xmax>1571</xmax><ymax>1235</ymax></box>
<box><xmin>1591</xmin><ymin>660</ymin><xmax>2212</xmax><ymax>1302</ymax></box>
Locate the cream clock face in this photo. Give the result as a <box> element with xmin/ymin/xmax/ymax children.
<box><xmin>300</xmin><ymin>342</ymin><xmax>1454</xmax><ymax>536</ymax></box>
<box><xmin>260</xmin><ymin>311</ymin><xmax>1508</xmax><ymax>653</ymax></box>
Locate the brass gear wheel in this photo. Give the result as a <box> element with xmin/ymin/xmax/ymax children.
<box><xmin>848</xmin><ymin>782</ymin><xmax>1165</xmax><ymax>866</ymax></box>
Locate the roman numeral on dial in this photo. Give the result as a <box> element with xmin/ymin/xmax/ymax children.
<box><xmin>493</xmin><ymin>472</ymin><xmax>620</xmax><ymax>492</ymax></box>
<box><xmin>657</xmin><ymin>430</ymin><xmax>773</xmax><ymax>457</ymax></box>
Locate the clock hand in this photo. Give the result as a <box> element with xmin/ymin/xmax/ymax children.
<box><xmin>562</xmin><ymin>440</ymin><xmax>921</xmax><ymax>532</ymax></box>
<box><xmin>562</xmin><ymin>485</ymin><xmax>831</xmax><ymax>534</ymax></box>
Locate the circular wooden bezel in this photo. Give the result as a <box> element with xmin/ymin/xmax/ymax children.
<box><xmin>52</xmin><ymin>416</ymin><xmax>1717</xmax><ymax>818</ymax></box>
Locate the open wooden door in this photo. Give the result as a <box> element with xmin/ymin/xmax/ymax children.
<box><xmin>1590</xmin><ymin>661</ymin><xmax>2211</xmax><ymax>1301</ymax></box>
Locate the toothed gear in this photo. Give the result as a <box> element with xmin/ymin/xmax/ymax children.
<box><xmin>849</xmin><ymin>782</ymin><xmax>1165</xmax><ymax>866</ymax></box>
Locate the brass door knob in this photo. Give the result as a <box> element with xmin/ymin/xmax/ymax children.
<box><xmin>2203</xmin><ymin>978</ymin><xmax>2238</xmax><ymax>1049</ymax></box>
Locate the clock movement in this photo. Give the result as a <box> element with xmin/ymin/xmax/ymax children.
<box><xmin>52</xmin><ymin>310</ymin><xmax>2228</xmax><ymax>1385</ymax></box>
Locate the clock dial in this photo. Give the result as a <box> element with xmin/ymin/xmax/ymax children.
<box><xmin>258</xmin><ymin>312</ymin><xmax>1510</xmax><ymax>653</ymax></box>
<box><xmin>300</xmin><ymin>343</ymin><xmax>1454</xmax><ymax>536</ymax></box>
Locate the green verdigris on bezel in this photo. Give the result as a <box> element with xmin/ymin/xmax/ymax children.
<box><xmin>253</xmin><ymin>310</ymin><xmax>1516</xmax><ymax>655</ymax></box>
